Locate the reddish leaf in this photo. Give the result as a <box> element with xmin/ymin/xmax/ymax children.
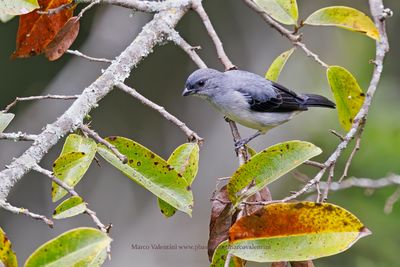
<box><xmin>44</xmin><ymin>16</ymin><xmax>79</xmax><ymax>61</ymax></box>
<box><xmin>12</xmin><ymin>0</ymin><xmax>75</xmax><ymax>59</ymax></box>
<box><xmin>208</xmin><ymin>186</ymin><xmax>232</xmax><ymax>261</ymax></box>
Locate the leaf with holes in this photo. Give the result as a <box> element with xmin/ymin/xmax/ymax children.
<box><xmin>44</xmin><ymin>16</ymin><xmax>80</xmax><ymax>61</ymax></box>
<box><xmin>254</xmin><ymin>0</ymin><xmax>298</xmax><ymax>25</ymax></box>
<box><xmin>327</xmin><ymin>66</ymin><xmax>365</xmax><ymax>131</ymax></box>
<box><xmin>52</xmin><ymin>134</ymin><xmax>97</xmax><ymax>202</ymax></box>
<box><xmin>0</xmin><ymin>112</ymin><xmax>15</xmax><ymax>133</ymax></box>
<box><xmin>24</xmin><ymin>227</ymin><xmax>111</xmax><ymax>267</ymax></box>
<box><xmin>158</xmin><ymin>143</ymin><xmax>199</xmax><ymax>217</ymax></box>
<box><xmin>228</xmin><ymin>202</ymin><xmax>371</xmax><ymax>262</ymax></box>
<box><xmin>53</xmin><ymin>196</ymin><xmax>87</xmax><ymax>219</ymax></box>
<box><xmin>304</xmin><ymin>6</ymin><xmax>379</xmax><ymax>40</ymax></box>
<box><xmin>97</xmin><ymin>136</ymin><xmax>193</xmax><ymax>216</ymax></box>
<box><xmin>265</xmin><ymin>48</ymin><xmax>295</xmax><ymax>82</ymax></box>
<box><xmin>12</xmin><ymin>0</ymin><xmax>76</xmax><ymax>59</ymax></box>
<box><xmin>0</xmin><ymin>0</ymin><xmax>39</xmax><ymax>15</ymax></box>
<box><xmin>227</xmin><ymin>141</ymin><xmax>321</xmax><ymax>204</ymax></box>
<box><xmin>0</xmin><ymin>227</ymin><xmax>18</xmax><ymax>267</ymax></box>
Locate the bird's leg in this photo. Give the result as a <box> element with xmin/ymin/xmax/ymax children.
<box><xmin>234</xmin><ymin>131</ymin><xmax>263</xmax><ymax>150</ymax></box>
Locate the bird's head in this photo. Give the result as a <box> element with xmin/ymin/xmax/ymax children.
<box><xmin>182</xmin><ymin>68</ymin><xmax>222</xmax><ymax>98</ymax></box>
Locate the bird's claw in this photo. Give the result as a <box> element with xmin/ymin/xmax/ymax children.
<box><xmin>234</xmin><ymin>139</ymin><xmax>248</xmax><ymax>151</ymax></box>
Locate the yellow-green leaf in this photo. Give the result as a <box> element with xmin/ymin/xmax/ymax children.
<box><xmin>0</xmin><ymin>112</ymin><xmax>15</xmax><ymax>133</ymax></box>
<box><xmin>97</xmin><ymin>136</ymin><xmax>193</xmax><ymax>216</ymax></box>
<box><xmin>0</xmin><ymin>0</ymin><xmax>39</xmax><ymax>15</ymax></box>
<box><xmin>157</xmin><ymin>143</ymin><xmax>200</xmax><ymax>217</ymax></box>
<box><xmin>227</xmin><ymin>141</ymin><xmax>321</xmax><ymax>204</ymax></box>
<box><xmin>24</xmin><ymin>227</ymin><xmax>111</xmax><ymax>267</ymax></box>
<box><xmin>228</xmin><ymin>202</ymin><xmax>371</xmax><ymax>262</ymax></box>
<box><xmin>0</xmin><ymin>227</ymin><xmax>18</xmax><ymax>267</ymax></box>
<box><xmin>265</xmin><ymin>48</ymin><xmax>295</xmax><ymax>82</ymax></box>
<box><xmin>327</xmin><ymin>66</ymin><xmax>365</xmax><ymax>131</ymax></box>
<box><xmin>53</xmin><ymin>196</ymin><xmax>87</xmax><ymax>219</ymax></box>
<box><xmin>304</xmin><ymin>6</ymin><xmax>379</xmax><ymax>40</ymax></box>
<box><xmin>254</xmin><ymin>0</ymin><xmax>298</xmax><ymax>25</ymax></box>
<box><xmin>52</xmin><ymin>134</ymin><xmax>97</xmax><ymax>202</ymax></box>
<box><xmin>210</xmin><ymin>240</ymin><xmax>235</xmax><ymax>267</ymax></box>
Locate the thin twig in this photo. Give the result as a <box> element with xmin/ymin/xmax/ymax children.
<box><xmin>339</xmin><ymin>121</ymin><xmax>365</xmax><ymax>182</ymax></box>
<box><xmin>0</xmin><ymin>200</ymin><xmax>54</xmax><ymax>228</ymax></box>
<box><xmin>77</xmin><ymin>0</ymin><xmax>100</xmax><ymax>19</ymax></box>
<box><xmin>167</xmin><ymin>29</ymin><xmax>207</xmax><ymax>68</ymax></box>
<box><xmin>37</xmin><ymin>2</ymin><xmax>75</xmax><ymax>15</ymax></box>
<box><xmin>66</xmin><ymin>50</ymin><xmax>113</xmax><ymax>63</ymax></box>
<box><xmin>330</xmin><ymin>129</ymin><xmax>345</xmax><ymax>141</ymax></box>
<box><xmin>322</xmin><ymin>164</ymin><xmax>335</xmax><ymax>202</ymax></box>
<box><xmin>224</xmin><ymin>253</ymin><xmax>233</xmax><ymax>267</ymax></box>
<box><xmin>384</xmin><ymin>186</ymin><xmax>400</xmax><ymax>214</ymax></box>
<box><xmin>80</xmin><ymin>124</ymin><xmax>128</xmax><ymax>163</ymax></box>
<box><xmin>0</xmin><ymin>132</ymin><xmax>37</xmax><ymax>141</ymax></box>
<box><xmin>304</xmin><ymin>160</ymin><xmax>325</xmax><ymax>169</ymax></box>
<box><xmin>320</xmin><ymin>174</ymin><xmax>400</xmax><ymax>191</ymax></box>
<box><xmin>116</xmin><ymin>82</ymin><xmax>203</xmax><ymax>143</ymax></box>
<box><xmin>3</xmin><ymin>95</ymin><xmax>80</xmax><ymax>112</ymax></box>
<box><xmin>192</xmin><ymin>0</ymin><xmax>236</xmax><ymax>70</ymax></box>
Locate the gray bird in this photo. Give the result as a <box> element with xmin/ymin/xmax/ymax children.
<box><xmin>182</xmin><ymin>68</ymin><xmax>335</xmax><ymax>148</ymax></box>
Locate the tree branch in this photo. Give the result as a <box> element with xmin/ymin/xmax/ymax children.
<box><xmin>282</xmin><ymin>0</ymin><xmax>390</xmax><ymax>202</ymax></box>
<box><xmin>66</xmin><ymin>50</ymin><xmax>113</xmax><ymax>63</ymax></box>
<box><xmin>0</xmin><ymin>200</ymin><xmax>54</xmax><ymax>228</ymax></box>
<box><xmin>0</xmin><ymin>132</ymin><xmax>37</xmax><ymax>141</ymax></box>
<box><xmin>0</xmin><ymin>5</ymin><xmax>191</xmax><ymax>202</ymax></box>
<box><xmin>77</xmin><ymin>0</ymin><xmax>191</xmax><ymax>12</ymax></box>
<box><xmin>3</xmin><ymin>94</ymin><xmax>80</xmax><ymax>112</ymax></box>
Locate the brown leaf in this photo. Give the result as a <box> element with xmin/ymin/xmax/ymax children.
<box><xmin>44</xmin><ymin>16</ymin><xmax>79</xmax><ymax>61</ymax></box>
<box><xmin>12</xmin><ymin>0</ymin><xmax>76</xmax><ymax>59</ymax></box>
<box><xmin>208</xmin><ymin>186</ymin><xmax>232</xmax><ymax>261</ymax></box>
<box><xmin>245</xmin><ymin>186</ymin><xmax>271</xmax><ymax>215</ymax></box>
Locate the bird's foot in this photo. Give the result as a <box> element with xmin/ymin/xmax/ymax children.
<box><xmin>234</xmin><ymin>138</ymin><xmax>250</xmax><ymax>151</ymax></box>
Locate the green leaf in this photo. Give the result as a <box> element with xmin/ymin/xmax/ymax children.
<box><xmin>265</xmin><ymin>48</ymin><xmax>295</xmax><ymax>82</ymax></box>
<box><xmin>227</xmin><ymin>141</ymin><xmax>322</xmax><ymax>204</ymax></box>
<box><xmin>53</xmin><ymin>196</ymin><xmax>87</xmax><ymax>219</ymax></box>
<box><xmin>327</xmin><ymin>66</ymin><xmax>365</xmax><ymax>131</ymax></box>
<box><xmin>304</xmin><ymin>6</ymin><xmax>379</xmax><ymax>40</ymax></box>
<box><xmin>254</xmin><ymin>0</ymin><xmax>298</xmax><ymax>25</ymax></box>
<box><xmin>228</xmin><ymin>202</ymin><xmax>371</xmax><ymax>262</ymax></box>
<box><xmin>0</xmin><ymin>227</ymin><xmax>18</xmax><ymax>267</ymax></box>
<box><xmin>24</xmin><ymin>227</ymin><xmax>111</xmax><ymax>267</ymax></box>
<box><xmin>0</xmin><ymin>112</ymin><xmax>15</xmax><ymax>133</ymax></box>
<box><xmin>167</xmin><ymin>143</ymin><xmax>200</xmax><ymax>185</ymax></box>
<box><xmin>97</xmin><ymin>136</ymin><xmax>193</xmax><ymax>216</ymax></box>
<box><xmin>52</xmin><ymin>134</ymin><xmax>97</xmax><ymax>202</ymax></box>
<box><xmin>157</xmin><ymin>143</ymin><xmax>200</xmax><ymax>217</ymax></box>
<box><xmin>210</xmin><ymin>240</ymin><xmax>235</xmax><ymax>267</ymax></box>
<box><xmin>0</xmin><ymin>0</ymin><xmax>39</xmax><ymax>15</ymax></box>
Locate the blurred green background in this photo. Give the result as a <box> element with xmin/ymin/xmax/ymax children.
<box><xmin>0</xmin><ymin>1</ymin><xmax>399</xmax><ymax>266</ymax></box>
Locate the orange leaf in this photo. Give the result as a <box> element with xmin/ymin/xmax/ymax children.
<box><xmin>229</xmin><ymin>202</ymin><xmax>365</xmax><ymax>242</ymax></box>
<box><xmin>44</xmin><ymin>16</ymin><xmax>79</xmax><ymax>61</ymax></box>
<box><xmin>12</xmin><ymin>0</ymin><xmax>76</xmax><ymax>59</ymax></box>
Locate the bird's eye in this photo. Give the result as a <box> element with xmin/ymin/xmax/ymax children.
<box><xmin>198</xmin><ymin>80</ymin><xmax>205</xmax><ymax>87</ymax></box>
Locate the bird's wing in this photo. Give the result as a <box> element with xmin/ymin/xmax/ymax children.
<box><xmin>237</xmin><ymin>81</ymin><xmax>308</xmax><ymax>113</ymax></box>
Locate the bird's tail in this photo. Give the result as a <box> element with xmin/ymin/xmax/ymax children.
<box><xmin>303</xmin><ymin>94</ymin><xmax>336</xmax><ymax>109</ymax></box>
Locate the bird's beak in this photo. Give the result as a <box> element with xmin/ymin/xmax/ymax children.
<box><xmin>182</xmin><ymin>88</ymin><xmax>195</xmax><ymax>96</ymax></box>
